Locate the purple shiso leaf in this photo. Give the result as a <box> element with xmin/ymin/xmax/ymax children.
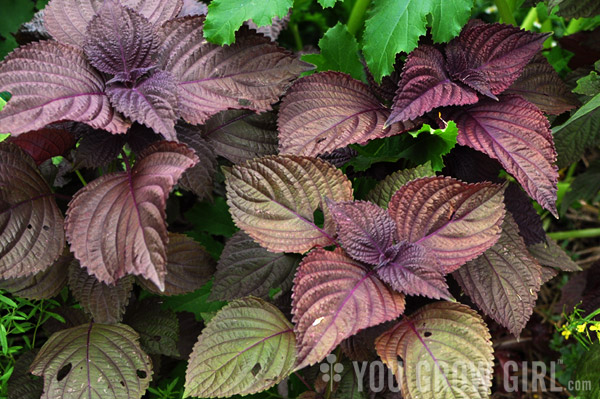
<box><xmin>7</xmin><ymin>126</ymin><xmax>76</xmax><ymax>166</ymax></box>
<box><xmin>445</xmin><ymin>22</ymin><xmax>549</xmax><ymax>97</ymax></box>
<box><xmin>158</xmin><ymin>18</ymin><xmax>310</xmax><ymax>125</ymax></box>
<box><xmin>0</xmin><ymin>41</ymin><xmax>130</xmax><ymax>135</ymax></box>
<box><xmin>65</xmin><ymin>141</ymin><xmax>198</xmax><ymax>291</ymax></box>
<box><xmin>124</xmin><ymin>0</ymin><xmax>183</xmax><ymax>25</ymax></box>
<box><xmin>292</xmin><ymin>247</ymin><xmax>406</xmax><ymax>369</ymax></box>
<box><xmin>445</xmin><ymin>95</ymin><xmax>559</xmax><ymax>217</ymax></box>
<box><xmin>375</xmin><ymin>241</ymin><xmax>452</xmax><ymax>300</ymax></box>
<box><xmin>279</xmin><ymin>72</ymin><xmax>414</xmax><ymax>157</ymax></box>
<box><xmin>84</xmin><ymin>0</ymin><xmax>160</xmax><ymax>78</ymax></box>
<box><xmin>326</xmin><ymin>199</ymin><xmax>398</xmax><ymax>266</ymax></box>
<box><xmin>44</xmin><ymin>0</ymin><xmax>104</xmax><ymax>47</ymax></box>
<box><xmin>176</xmin><ymin>123</ymin><xmax>217</xmax><ymax>201</ymax></box>
<box><xmin>388</xmin><ymin>176</ymin><xmax>506</xmax><ymax>273</ymax></box>
<box><xmin>106</xmin><ymin>70</ymin><xmax>179</xmax><ymax>140</ymax></box>
<box><xmin>387</xmin><ymin>45</ymin><xmax>479</xmax><ymax>126</ymax></box>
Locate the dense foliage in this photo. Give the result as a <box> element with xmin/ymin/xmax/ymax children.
<box><xmin>1</xmin><ymin>0</ymin><xmax>600</xmax><ymax>398</ymax></box>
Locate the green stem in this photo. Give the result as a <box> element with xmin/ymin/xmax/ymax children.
<box><xmin>289</xmin><ymin>22</ymin><xmax>303</xmax><ymax>52</ymax></box>
<box><xmin>494</xmin><ymin>0</ymin><xmax>517</xmax><ymax>25</ymax></box>
<box><xmin>520</xmin><ymin>7</ymin><xmax>538</xmax><ymax>30</ymax></box>
<box><xmin>548</xmin><ymin>228</ymin><xmax>600</xmax><ymax>240</ymax></box>
<box><xmin>565</xmin><ymin>18</ymin><xmax>584</xmax><ymax>35</ymax></box>
<box><xmin>347</xmin><ymin>0</ymin><xmax>371</xmax><ymax>36</ymax></box>
<box><xmin>74</xmin><ymin>169</ymin><xmax>87</xmax><ymax>186</ymax></box>
<box><xmin>565</xmin><ymin>161</ymin><xmax>578</xmax><ymax>181</ymax></box>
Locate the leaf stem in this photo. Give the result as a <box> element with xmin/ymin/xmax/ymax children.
<box><xmin>347</xmin><ymin>0</ymin><xmax>371</xmax><ymax>36</ymax></box>
<box><xmin>121</xmin><ymin>149</ymin><xmax>132</xmax><ymax>174</ymax></box>
<box><xmin>74</xmin><ymin>169</ymin><xmax>87</xmax><ymax>186</ymax></box>
<box><xmin>548</xmin><ymin>228</ymin><xmax>600</xmax><ymax>240</ymax></box>
<box><xmin>289</xmin><ymin>22</ymin><xmax>303</xmax><ymax>52</ymax></box>
<box><xmin>494</xmin><ymin>0</ymin><xmax>517</xmax><ymax>25</ymax></box>
<box><xmin>520</xmin><ymin>8</ymin><xmax>538</xmax><ymax>30</ymax></box>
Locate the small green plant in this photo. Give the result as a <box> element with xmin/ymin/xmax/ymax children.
<box><xmin>557</xmin><ymin>304</ymin><xmax>600</xmax><ymax>350</ymax></box>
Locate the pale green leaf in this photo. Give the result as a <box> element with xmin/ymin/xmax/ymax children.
<box><xmin>184</xmin><ymin>297</ymin><xmax>296</xmax><ymax>397</ymax></box>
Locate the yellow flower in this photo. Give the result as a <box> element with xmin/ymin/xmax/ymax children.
<box><xmin>577</xmin><ymin>323</ymin><xmax>587</xmax><ymax>333</ymax></box>
<box><xmin>590</xmin><ymin>324</ymin><xmax>600</xmax><ymax>331</ymax></box>
<box><xmin>562</xmin><ymin>329</ymin><xmax>572</xmax><ymax>340</ymax></box>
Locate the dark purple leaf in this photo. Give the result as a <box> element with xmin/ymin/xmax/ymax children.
<box><xmin>107</xmin><ymin>70</ymin><xmax>179</xmax><ymax>140</ymax></box>
<box><xmin>202</xmin><ymin>110</ymin><xmax>279</xmax><ymax>164</ymax></box>
<box><xmin>446</xmin><ymin>95</ymin><xmax>558</xmax><ymax>216</ymax></box>
<box><xmin>0</xmin><ymin>41</ymin><xmax>130</xmax><ymax>135</ymax></box>
<box><xmin>445</xmin><ymin>22</ymin><xmax>548</xmax><ymax>96</ymax></box>
<box><xmin>504</xmin><ymin>183</ymin><xmax>545</xmax><ymax>245</ymax></box>
<box><xmin>388</xmin><ymin>176</ymin><xmax>506</xmax><ymax>273</ymax></box>
<box><xmin>68</xmin><ymin>262</ymin><xmax>134</xmax><ymax>324</ymax></box>
<box><xmin>326</xmin><ymin>200</ymin><xmax>397</xmax><ymax>265</ymax></box>
<box><xmin>340</xmin><ymin>321</ymin><xmax>395</xmax><ymax>362</ymax></box>
<box><xmin>124</xmin><ymin>0</ymin><xmax>183</xmax><ymax>25</ymax></box>
<box><xmin>84</xmin><ymin>0</ymin><xmax>160</xmax><ymax>79</ymax></box>
<box><xmin>528</xmin><ymin>236</ymin><xmax>581</xmax><ymax>273</ymax></box>
<box><xmin>292</xmin><ymin>248</ymin><xmax>406</xmax><ymax>368</ymax></box>
<box><xmin>387</xmin><ymin>45</ymin><xmax>478</xmax><ymax>125</ymax></box>
<box><xmin>453</xmin><ymin>215</ymin><xmax>543</xmax><ymax>337</ymax></box>
<box><xmin>0</xmin><ymin>143</ymin><xmax>65</xmax><ymax>280</ymax></box>
<box><xmin>443</xmin><ymin>145</ymin><xmax>502</xmax><ymax>184</ymax></box>
<box><xmin>210</xmin><ymin>231</ymin><xmax>300</xmax><ymax>301</ymax></box>
<box><xmin>43</xmin><ymin>0</ymin><xmax>104</xmax><ymax>47</ymax></box>
<box><xmin>246</xmin><ymin>13</ymin><xmax>290</xmax><ymax>42</ymax></box>
<box><xmin>7</xmin><ymin>127</ymin><xmax>75</xmax><ymax>165</ymax></box>
<box><xmin>376</xmin><ymin>241</ymin><xmax>451</xmax><ymax>299</ymax></box>
<box><xmin>319</xmin><ymin>146</ymin><xmax>357</xmax><ymax>168</ymax></box>
<box><xmin>175</xmin><ymin>124</ymin><xmax>217</xmax><ymax>201</ymax></box>
<box><xmin>505</xmin><ymin>54</ymin><xmax>579</xmax><ymax>115</ymax></box>
<box><xmin>125</xmin><ymin>123</ymin><xmax>162</xmax><ymax>154</ymax></box>
<box><xmin>278</xmin><ymin>72</ymin><xmax>413</xmax><ymax>157</ymax></box>
<box><xmin>0</xmin><ymin>250</ymin><xmax>71</xmax><ymax>300</ymax></box>
<box><xmin>550</xmin><ymin>0</ymin><xmax>600</xmax><ymax>18</ymax></box>
<box><xmin>74</xmin><ymin>128</ymin><xmax>127</xmax><ymax>169</ymax></box>
<box><xmin>124</xmin><ymin>298</ymin><xmax>180</xmax><ymax>357</ymax></box>
<box><xmin>65</xmin><ymin>141</ymin><xmax>198</xmax><ymax>290</ymax></box>
<box><xmin>158</xmin><ymin>19</ymin><xmax>309</xmax><ymax>125</ymax></box>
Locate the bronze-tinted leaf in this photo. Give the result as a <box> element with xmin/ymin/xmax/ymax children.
<box><xmin>388</xmin><ymin>176</ymin><xmax>505</xmax><ymax>273</ymax></box>
<box><xmin>279</xmin><ymin>72</ymin><xmax>412</xmax><ymax>157</ymax></box>
<box><xmin>453</xmin><ymin>215</ymin><xmax>543</xmax><ymax>337</ymax></box>
<box><xmin>7</xmin><ymin>127</ymin><xmax>75</xmax><ymax>166</ymax></box>
<box><xmin>65</xmin><ymin>142</ymin><xmax>198</xmax><ymax>290</ymax></box>
<box><xmin>293</xmin><ymin>248</ymin><xmax>405</xmax><ymax>368</ymax></box>
<box><xmin>446</xmin><ymin>95</ymin><xmax>558</xmax><ymax>216</ymax></box>
<box><xmin>0</xmin><ymin>143</ymin><xmax>65</xmax><ymax>280</ymax></box>
<box><xmin>224</xmin><ymin>155</ymin><xmax>353</xmax><ymax>253</ymax></box>
<box><xmin>176</xmin><ymin>124</ymin><xmax>217</xmax><ymax>201</ymax></box>
<box><xmin>366</xmin><ymin>163</ymin><xmax>435</xmax><ymax>208</ymax></box>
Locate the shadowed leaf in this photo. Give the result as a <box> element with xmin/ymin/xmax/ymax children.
<box><xmin>366</xmin><ymin>163</ymin><xmax>435</xmax><ymax>208</ymax></box>
<box><xmin>68</xmin><ymin>263</ymin><xmax>134</xmax><ymax>324</ymax></box>
<box><xmin>185</xmin><ymin>297</ymin><xmax>296</xmax><ymax>397</ymax></box>
<box><xmin>453</xmin><ymin>215</ymin><xmax>543</xmax><ymax>337</ymax></box>
<box><xmin>211</xmin><ymin>231</ymin><xmax>300</xmax><ymax>301</ymax></box>
<box><xmin>0</xmin><ymin>143</ymin><xmax>64</xmax><ymax>279</ymax></box>
<box><xmin>7</xmin><ymin>350</ymin><xmax>43</xmax><ymax>399</ymax></box>
<box><xmin>136</xmin><ymin>233</ymin><xmax>215</xmax><ymax>296</ymax></box>
<box><xmin>125</xmin><ymin>299</ymin><xmax>179</xmax><ymax>357</ymax></box>
<box><xmin>528</xmin><ymin>236</ymin><xmax>581</xmax><ymax>273</ymax></box>
<box><xmin>0</xmin><ymin>250</ymin><xmax>71</xmax><ymax>300</ymax></box>
<box><xmin>7</xmin><ymin>127</ymin><xmax>75</xmax><ymax>165</ymax></box>
<box><xmin>176</xmin><ymin>124</ymin><xmax>217</xmax><ymax>201</ymax></box>
<box><xmin>292</xmin><ymin>248</ymin><xmax>406</xmax><ymax>368</ymax></box>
